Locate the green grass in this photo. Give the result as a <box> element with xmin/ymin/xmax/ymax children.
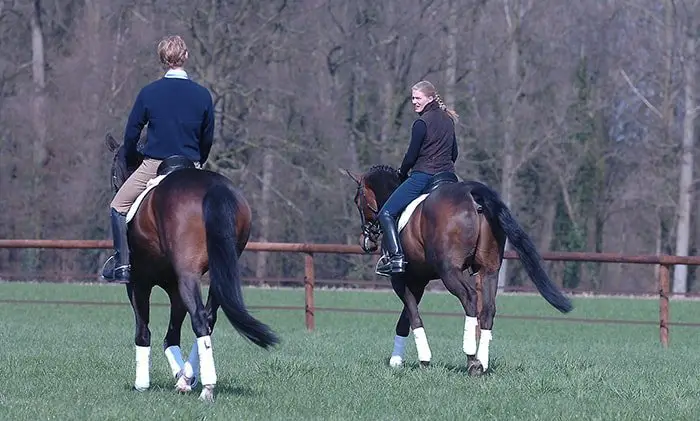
<box><xmin>0</xmin><ymin>282</ymin><xmax>699</xmax><ymax>420</ymax></box>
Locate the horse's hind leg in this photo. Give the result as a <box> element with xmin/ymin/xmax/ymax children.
<box><xmin>438</xmin><ymin>266</ymin><xmax>482</xmax><ymax>375</ymax></box>
<box><xmin>173</xmin><ymin>289</ymin><xmax>219</xmax><ymax>393</ymax></box>
<box><xmin>178</xmin><ymin>272</ymin><xmax>217</xmax><ymax>402</ymax></box>
<box><xmin>126</xmin><ymin>282</ymin><xmax>153</xmax><ymax>391</ymax></box>
<box><xmin>475</xmin><ymin>269</ymin><xmax>498</xmax><ymax>373</ymax></box>
<box><xmin>205</xmin><ymin>289</ymin><xmax>220</xmax><ymax>333</ymax></box>
<box><xmin>161</xmin><ymin>283</ymin><xmax>198</xmax><ymax>392</ymax></box>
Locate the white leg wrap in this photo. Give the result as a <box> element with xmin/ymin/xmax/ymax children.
<box><xmin>412</xmin><ymin>327</ymin><xmax>432</xmax><ymax>362</ymax></box>
<box><xmin>164</xmin><ymin>345</ymin><xmax>185</xmax><ymax>378</ymax></box>
<box><xmin>477</xmin><ymin>329</ymin><xmax>492</xmax><ymax>371</ymax></box>
<box><xmin>463</xmin><ymin>316</ymin><xmax>478</xmax><ymax>355</ymax></box>
<box><xmin>134</xmin><ymin>346</ymin><xmax>151</xmax><ymax>390</ymax></box>
<box><xmin>197</xmin><ymin>336</ymin><xmax>217</xmax><ymax>386</ymax></box>
<box><xmin>183</xmin><ymin>341</ymin><xmax>199</xmax><ymax>379</ymax></box>
<box><xmin>389</xmin><ymin>335</ymin><xmax>408</xmax><ymax>367</ymax></box>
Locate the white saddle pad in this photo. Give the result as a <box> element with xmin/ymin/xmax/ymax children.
<box><xmin>397</xmin><ymin>194</ymin><xmax>429</xmax><ymax>232</ymax></box>
<box><xmin>125</xmin><ymin>175</ymin><xmax>166</xmax><ymax>223</ymax></box>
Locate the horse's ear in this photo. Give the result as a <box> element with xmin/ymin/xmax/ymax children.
<box><xmin>105</xmin><ymin>133</ymin><xmax>120</xmax><ymax>152</ymax></box>
<box><xmin>340</xmin><ymin>168</ymin><xmax>362</xmax><ymax>186</ymax></box>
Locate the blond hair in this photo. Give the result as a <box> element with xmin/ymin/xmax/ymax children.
<box><xmin>411</xmin><ymin>80</ymin><xmax>459</xmax><ymax>121</ymax></box>
<box><xmin>157</xmin><ymin>35</ymin><xmax>188</xmax><ymax>69</ymax></box>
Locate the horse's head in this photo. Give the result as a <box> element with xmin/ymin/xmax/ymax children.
<box><xmin>105</xmin><ymin>133</ymin><xmax>144</xmax><ymax>194</ymax></box>
<box><xmin>343</xmin><ymin>165</ymin><xmax>402</xmax><ymax>253</ymax></box>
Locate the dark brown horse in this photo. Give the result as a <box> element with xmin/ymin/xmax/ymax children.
<box><xmin>104</xmin><ymin>134</ymin><xmax>278</xmax><ymax>401</ymax></box>
<box><xmin>344</xmin><ymin>165</ymin><xmax>572</xmax><ymax>375</ymax></box>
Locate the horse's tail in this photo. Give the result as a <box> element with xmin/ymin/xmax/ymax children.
<box><xmin>469</xmin><ymin>183</ymin><xmax>573</xmax><ymax>313</ymax></box>
<box><xmin>202</xmin><ymin>184</ymin><xmax>279</xmax><ymax>348</ymax></box>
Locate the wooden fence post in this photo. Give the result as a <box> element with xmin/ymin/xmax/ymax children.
<box><xmin>659</xmin><ymin>264</ymin><xmax>670</xmax><ymax>348</ymax></box>
<box><xmin>304</xmin><ymin>252</ymin><xmax>315</xmax><ymax>331</ymax></box>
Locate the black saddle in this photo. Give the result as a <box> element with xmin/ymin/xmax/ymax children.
<box><xmin>421</xmin><ymin>171</ymin><xmax>459</xmax><ymax>194</ymax></box>
<box><xmin>157</xmin><ymin>155</ymin><xmax>196</xmax><ymax>177</ymax></box>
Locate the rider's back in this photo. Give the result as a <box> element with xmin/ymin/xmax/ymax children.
<box><xmin>125</xmin><ymin>77</ymin><xmax>214</xmax><ymax>164</ymax></box>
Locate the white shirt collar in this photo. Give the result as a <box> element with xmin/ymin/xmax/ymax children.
<box><xmin>164</xmin><ymin>68</ymin><xmax>188</xmax><ymax>79</ymax></box>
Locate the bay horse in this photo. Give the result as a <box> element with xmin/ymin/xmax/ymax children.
<box><xmin>104</xmin><ymin>133</ymin><xmax>278</xmax><ymax>401</ymax></box>
<box><xmin>344</xmin><ymin>165</ymin><xmax>572</xmax><ymax>375</ymax></box>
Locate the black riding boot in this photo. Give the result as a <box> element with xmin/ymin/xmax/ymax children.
<box><xmin>108</xmin><ymin>207</ymin><xmax>131</xmax><ymax>284</ymax></box>
<box><xmin>375</xmin><ymin>211</ymin><xmax>407</xmax><ymax>277</ymax></box>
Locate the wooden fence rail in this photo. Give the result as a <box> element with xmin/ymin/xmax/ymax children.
<box><xmin>2</xmin><ymin>239</ymin><xmax>699</xmax><ymax>347</ymax></box>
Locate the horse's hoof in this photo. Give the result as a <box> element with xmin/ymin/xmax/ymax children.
<box><xmin>133</xmin><ymin>384</ymin><xmax>149</xmax><ymax>392</ymax></box>
<box><xmin>175</xmin><ymin>373</ymin><xmax>197</xmax><ymax>393</ymax></box>
<box><xmin>389</xmin><ymin>355</ymin><xmax>404</xmax><ymax>368</ymax></box>
<box><xmin>199</xmin><ymin>385</ymin><xmax>215</xmax><ymax>402</ymax></box>
<box><xmin>419</xmin><ymin>360</ymin><xmax>430</xmax><ymax>368</ymax></box>
<box><xmin>467</xmin><ymin>359</ymin><xmax>484</xmax><ymax>377</ymax></box>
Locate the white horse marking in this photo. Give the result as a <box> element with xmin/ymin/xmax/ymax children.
<box><xmin>134</xmin><ymin>345</ymin><xmax>151</xmax><ymax>391</ymax></box>
<box><xmin>412</xmin><ymin>327</ymin><xmax>432</xmax><ymax>363</ymax></box>
<box><xmin>463</xmin><ymin>316</ymin><xmax>478</xmax><ymax>355</ymax></box>
<box><xmin>477</xmin><ymin>329</ymin><xmax>492</xmax><ymax>370</ymax></box>
<box><xmin>164</xmin><ymin>345</ymin><xmax>185</xmax><ymax>378</ymax></box>
<box><xmin>389</xmin><ymin>334</ymin><xmax>408</xmax><ymax>367</ymax></box>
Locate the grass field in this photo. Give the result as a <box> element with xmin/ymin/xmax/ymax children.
<box><xmin>1</xmin><ymin>282</ymin><xmax>699</xmax><ymax>421</ymax></box>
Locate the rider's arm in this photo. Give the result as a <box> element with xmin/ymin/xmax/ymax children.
<box><xmin>199</xmin><ymin>93</ymin><xmax>215</xmax><ymax>166</ymax></box>
<box><xmin>123</xmin><ymin>90</ymin><xmax>147</xmax><ymax>160</ymax></box>
<box><xmin>451</xmin><ymin>132</ymin><xmax>458</xmax><ymax>162</ymax></box>
<box><xmin>399</xmin><ymin>119</ymin><xmax>427</xmax><ymax>179</ymax></box>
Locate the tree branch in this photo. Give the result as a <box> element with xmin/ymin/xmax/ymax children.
<box><xmin>619</xmin><ymin>68</ymin><xmax>663</xmax><ymax>119</ymax></box>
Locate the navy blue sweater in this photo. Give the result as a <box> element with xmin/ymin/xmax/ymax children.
<box><xmin>123</xmin><ymin>77</ymin><xmax>215</xmax><ymax>165</ymax></box>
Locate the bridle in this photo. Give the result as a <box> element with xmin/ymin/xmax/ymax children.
<box><xmin>355</xmin><ymin>182</ymin><xmax>382</xmax><ymax>252</ymax></box>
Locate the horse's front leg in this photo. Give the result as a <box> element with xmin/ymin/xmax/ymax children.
<box><xmin>126</xmin><ymin>282</ymin><xmax>153</xmax><ymax>391</ymax></box>
<box><xmin>389</xmin><ymin>307</ymin><xmax>410</xmax><ymax>367</ymax></box>
<box><xmin>390</xmin><ymin>274</ymin><xmax>431</xmax><ymax>367</ymax></box>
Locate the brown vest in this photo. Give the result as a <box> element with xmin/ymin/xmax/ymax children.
<box><xmin>412</xmin><ymin>101</ymin><xmax>456</xmax><ymax>174</ymax></box>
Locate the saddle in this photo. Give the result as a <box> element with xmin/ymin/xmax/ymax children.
<box><xmin>397</xmin><ymin>171</ymin><xmax>459</xmax><ymax>232</ymax></box>
<box><xmin>125</xmin><ymin>155</ymin><xmax>198</xmax><ymax>223</ymax></box>
<box><xmin>157</xmin><ymin>155</ymin><xmax>197</xmax><ymax>176</ymax></box>
<box><xmin>421</xmin><ymin>171</ymin><xmax>459</xmax><ymax>194</ymax></box>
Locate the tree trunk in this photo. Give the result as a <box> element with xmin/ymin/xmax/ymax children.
<box><xmin>444</xmin><ymin>0</ymin><xmax>458</xmax><ymax>109</ymax></box>
<box><xmin>26</xmin><ymin>0</ymin><xmax>47</xmax><ymax>271</ymax></box>
<box><xmin>255</xmin><ymin>151</ymin><xmax>275</xmax><ymax>279</ymax></box>
<box><xmin>673</xmin><ymin>14</ymin><xmax>696</xmax><ymax>294</ymax></box>
<box><xmin>498</xmin><ymin>0</ymin><xmax>521</xmax><ymax>290</ymax></box>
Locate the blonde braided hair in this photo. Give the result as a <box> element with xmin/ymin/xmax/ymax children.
<box><xmin>412</xmin><ymin>80</ymin><xmax>459</xmax><ymax>121</ymax></box>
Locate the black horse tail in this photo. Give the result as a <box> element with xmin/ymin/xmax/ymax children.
<box><xmin>469</xmin><ymin>183</ymin><xmax>573</xmax><ymax>313</ymax></box>
<box><xmin>202</xmin><ymin>184</ymin><xmax>279</xmax><ymax>348</ymax></box>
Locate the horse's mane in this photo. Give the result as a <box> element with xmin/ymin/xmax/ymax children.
<box><xmin>366</xmin><ymin>164</ymin><xmax>400</xmax><ymax>181</ymax></box>
<box><xmin>364</xmin><ymin>164</ymin><xmax>401</xmax><ymax>201</ymax></box>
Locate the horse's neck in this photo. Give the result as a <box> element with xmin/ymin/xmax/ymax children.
<box><xmin>375</xmin><ymin>188</ymin><xmax>396</xmax><ymax>211</ymax></box>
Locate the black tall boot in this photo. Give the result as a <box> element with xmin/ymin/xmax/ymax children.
<box><xmin>108</xmin><ymin>207</ymin><xmax>131</xmax><ymax>284</ymax></box>
<box><xmin>375</xmin><ymin>210</ymin><xmax>407</xmax><ymax>277</ymax></box>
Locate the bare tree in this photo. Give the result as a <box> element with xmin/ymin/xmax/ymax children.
<box><xmin>673</xmin><ymin>1</ymin><xmax>698</xmax><ymax>293</ymax></box>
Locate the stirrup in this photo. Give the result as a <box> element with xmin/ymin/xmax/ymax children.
<box><xmin>375</xmin><ymin>254</ymin><xmax>407</xmax><ymax>277</ymax></box>
<box><xmin>102</xmin><ymin>258</ymin><xmax>130</xmax><ymax>284</ymax></box>
<box><xmin>101</xmin><ymin>255</ymin><xmax>115</xmax><ymax>280</ymax></box>
<box><xmin>112</xmin><ymin>264</ymin><xmax>131</xmax><ymax>284</ymax></box>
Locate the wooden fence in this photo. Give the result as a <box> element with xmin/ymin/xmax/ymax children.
<box><xmin>2</xmin><ymin>239</ymin><xmax>700</xmax><ymax>347</ymax></box>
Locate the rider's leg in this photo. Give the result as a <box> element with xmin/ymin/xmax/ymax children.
<box><xmin>376</xmin><ymin>171</ymin><xmax>432</xmax><ymax>276</ymax></box>
<box><xmin>107</xmin><ymin>158</ymin><xmax>162</xmax><ymax>283</ymax></box>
